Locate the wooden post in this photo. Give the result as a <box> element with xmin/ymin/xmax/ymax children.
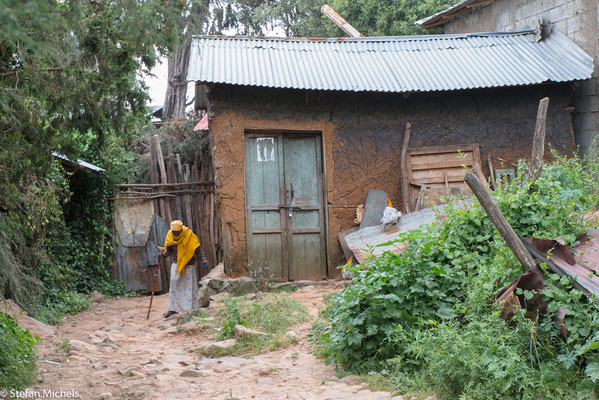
<box><xmin>150</xmin><ymin>135</ymin><xmax>172</xmax><ymax>223</ymax></box>
<box><xmin>464</xmin><ymin>172</ymin><xmax>543</xmax><ymax>277</ymax></box>
<box><xmin>166</xmin><ymin>138</ymin><xmax>182</xmax><ymax>220</ymax></box>
<box><xmin>487</xmin><ymin>154</ymin><xmax>497</xmax><ymax>190</ymax></box>
<box><xmin>400</xmin><ymin>121</ymin><xmax>412</xmax><ymax>214</ymax></box>
<box><xmin>527</xmin><ymin>97</ymin><xmax>549</xmax><ymax>182</ymax></box>
<box><xmin>148</xmin><ymin>137</ymin><xmax>161</xmax><ymax>216</ymax></box>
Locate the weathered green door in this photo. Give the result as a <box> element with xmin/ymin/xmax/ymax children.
<box><xmin>245</xmin><ymin>132</ymin><xmax>327</xmax><ymax>281</ymax></box>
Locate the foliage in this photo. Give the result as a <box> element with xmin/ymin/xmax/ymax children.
<box><xmin>0</xmin><ymin>312</ymin><xmax>38</xmax><ymax>390</ymax></box>
<box><xmin>214</xmin><ymin>0</ymin><xmax>458</xmax><ymax>37</ymax></box>
<box><xmin>219</xmin><ymin>298</ymin><xmax>247</xmax><ymax>339</ymax></box>
<box><xmin>0</xmin><ymin>0</ymin><xmax>191</xmax><ymax>385</ymax></box>
<box><xmin>315</xmin><ymin>153</ymin><xmax>599</xmax><ymax>399</ymax></box>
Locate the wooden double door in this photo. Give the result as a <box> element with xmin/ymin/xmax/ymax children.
<box><xmin>245</xmin><ymin>132</ymin><xmax>327</xmax><ymax>281</ymax></box>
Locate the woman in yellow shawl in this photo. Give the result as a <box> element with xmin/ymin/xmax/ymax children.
<box><xmin>162</xmin><ymin>220</ymin><xmax>209</xmax><ymax>318</ymax></box>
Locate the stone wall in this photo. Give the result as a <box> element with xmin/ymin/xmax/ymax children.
<box><xmin>207</xmin><ymin>83</ymin><xmax>575</xmax><ymax>277</ymax></box>
<box><xmin>444</xmin><ymin>0</ymin><xmax>598</xmax><ymax>156</ymax></box>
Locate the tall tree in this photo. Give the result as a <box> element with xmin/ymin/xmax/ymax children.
<box><xmin>0</xmin><ymin>0</ymin><xmax>189</xmax><ymax>307</ymax></box>
<box><xmin>162</xmin><ymin>0</ymin><xmax>211</xmax><ymax>120</ymax></box>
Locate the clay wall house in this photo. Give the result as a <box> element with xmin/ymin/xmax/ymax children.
<box><xmin>186</xmin><ymin>30</ymin><xmax>593</xmax><ymax>281</ymax></box>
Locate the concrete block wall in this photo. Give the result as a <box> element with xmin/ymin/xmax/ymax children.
<box><xmin>445</xmin><ymin>0</ymin><xmax>599</xmax><ymax>157</ymax></box>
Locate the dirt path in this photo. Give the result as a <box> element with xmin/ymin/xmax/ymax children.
<box><xmin>31</xmin><ymin>284</ymin><xmax>406</xmax><ymax>400</ymax></box>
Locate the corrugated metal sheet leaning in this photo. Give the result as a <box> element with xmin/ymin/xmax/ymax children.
<box><xmin>187</xmin><ymin>28</ymin><xmax>593</xmax><ymax>93</ymax></box>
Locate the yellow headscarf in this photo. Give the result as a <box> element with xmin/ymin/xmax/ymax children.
<box><xmin>164</xmin><ymin>225</ymin><xmax>200</xmax><ymax>275</ymax></box>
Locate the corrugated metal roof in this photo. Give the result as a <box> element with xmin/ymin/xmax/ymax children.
<box><xmin>187</xmin><ymin>29</ymin><xmax>593</xmax><ymax>94</ymax></box>
<box><xmin>416</xmin><ymin>0</ymin><xmax>485</xmax><ymax>28</ymax></box>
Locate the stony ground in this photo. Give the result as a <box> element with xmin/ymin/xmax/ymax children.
<box><xmin>31</xmin><ymin>283</ymin><xmax>411</xmax><ymax>400</ymax></box>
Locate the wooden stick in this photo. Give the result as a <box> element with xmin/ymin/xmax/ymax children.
<box><xmin>152</xmin><ymin>135</ymin><xmax>172</xmax><ymax>223</ymax></box>
<box><xmin>114</xmin><ymin>181</ymin><xmax>214</xmax><ymax>188</ymax></box>
<box><xmin>527</xmin><ymin>97</ymin><xmax>550</xmax><ymax>182</ymax></box>
<box><xmin>166</xmin><ymin>138</ymin><xmax>182</xmax><ymax>220</ymax></box>
<box><xmin>464</xmin><ymin>172</ymin><xmax>543</xmax><ymax>277</ymax></box>
<box><xmin>487</xmin><ymin>154</ymin><xmax>497</xmax><ymax>190</ymax></box>
<box><xmin>115</xmin><ymin>189</ymin><xmax>214</xmax><ymax>196</ymax></box>
<box><xmin>148</xmin><ymin>137</ymin><xmax>161</xmax><ymax>216</ymax></box>
<box><xmin>400</xmin><ymin>121</ymin><xmax>412</xmax><ymax>214</ymax></box>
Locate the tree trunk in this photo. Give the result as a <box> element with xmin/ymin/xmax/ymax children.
<box><xmin>162</xmin><ymin>0</ymin><xmax>210</xmax><ymax>120</ymax></box>
<box><xmin>162</xmin><ymin>44</ymin><xmax>191</xmax><ymax>120</ymax></box>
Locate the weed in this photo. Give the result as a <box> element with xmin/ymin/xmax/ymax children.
<box><xmin>59</xmin><ymin>338</ymin><xmax>70</xmax><ymax>353</ymax></box>
<box><xmin>208</xmin><ymin>293</ymin><xmax>309</xmax><ymax>355</ymax></box>
<box><xmin>314</xmin><ymin>154</ymin><xmax>599</xmax><ymax>399</ymax></box>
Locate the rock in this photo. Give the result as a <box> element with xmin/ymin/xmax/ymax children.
<box><xmin>235</xmin><ymin>277</ymin><xmax>258</xmax><ymax>295</ymax></box>
<box><xmin>0</xmin><ymin>298</ymin><xmax>56</xmax><ymax>338</ymax></box>
<box><xmin>234</xmin><ymin>325</ymin><xmax>267</xmax><ymax>339</ymax></box>
<box><xmin>285</xmin><ymin>330</ymin><xmax>298</xmax><ymax>340</ymax></box>
<box><xmin>391</xmin><ymin>396</ymin><xmax>407</xmax><ymax>400</ymax></box>
<box><xmin>198</xmin><ymin>286</ymin><xmax>211</xmax><ymax>308</ymax></box>
<box><xmin>247</xmin><ymin>293</ymin><xmax>257</xmax><ymax>300</ymax></box>
<box><xmin>218</xmin><ymin>356</ymin><xmax>254</xmax><ymax>367</ymax></box>
<box><xmin>256</xmin><ymin>278</ymin><xmax>268</xmax><ymax>292</ymax></box>
<box><xmin>195</xmin><ymin>358</ymin><xmax>219</xmax><ymax>369</ymax></box>
<box><xmin>256</xmin><ymin>377</ymin><xmax>274</xmax><ymax>385</ymax></box>
<box><xmin>99</xmin><ymin>393</ymin><xmax>112</xmax><ymax>400</ymax></box>
<box><xmin>339</xmin><ymin>375</ymin><xmax>361</xmax><ymax>385</ymax></box>
<box><xmin>210</xmin><ymin>292</ymin><xmax>232</xmax><ymax>302</ymax></box>
<box><xmin>204</xmin><ymin>262</ymin><xmax>226</xmax><ymax>280</ymax></box>
<box><xmin>207</xmin><ymin>279</ymin><xmax>233</xmax><ymax>293</ymax></box>
<box><xmin>180</xmin><ymin>369</ymin><xmax>200</xmax><ymax>378</ymax></box>
<box><xmin>90</xmin><ymin>291</ymin><xmax>105</xmax><ymax>303</ymax></box>
<box><xmin>68</xmin><ymin>339</ymin><xmax>97</xmax><ymax>354</ymax></box>
<box><xmin>100</xmin><ymin>325</ymin><xmax>123</xmax><ymax>332</ymax></box>
<box><xmin>202</xmin><ymin>339</ymin><xmax>237</xmax><ymax>356</ymax></box>
<box><xmin>178</xmin><ymin>322</ymin><xmax>202</xmax><ymax>335</ymax></box>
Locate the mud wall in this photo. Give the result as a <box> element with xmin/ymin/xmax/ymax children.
<box><xmin>206</xmin><ymin>83</ymin><xmax>575</xmax><ymax>277</ymax></box>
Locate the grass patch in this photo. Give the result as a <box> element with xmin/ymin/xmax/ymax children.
<box><xmin>199</xmin><ymin>293</ymin><xmax>309</xmax><ymax>356</ymax></box>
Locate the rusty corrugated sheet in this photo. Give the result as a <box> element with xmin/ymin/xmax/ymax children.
<box><xmin>115</xmin><ymin>199</ymin><xmax>170</xmax><ymax>291</ymax></box>
<box><xmin>344</xmin><ymin>199</ymin><xmax>472</xmax><ymax>263</ymax></box>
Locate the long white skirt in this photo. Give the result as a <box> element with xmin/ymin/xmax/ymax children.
<box><xmin>167</xmin><ymin>263</ymin><xmax>199</xmax><ymax>313</ymax></box>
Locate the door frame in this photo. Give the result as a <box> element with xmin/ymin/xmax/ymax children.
<box><xmin>244</xmin><ymin>129</ymin><xmax>329</xmax><ymax>280</ymax></box>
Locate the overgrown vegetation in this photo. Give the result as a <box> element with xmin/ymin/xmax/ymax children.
<box><xmin>192</xmin><ymin>294</ymin><xmax>310</xmax><ymax>356</ymax></box>
<box><xmin>0</xmin><ymin>1</ymin><xmax>192</xmax><ymax>388</ymax></box>
<box><xmin>314</xmin><ymin>153</ymin><xmax>599</xmax><ymax>399</ymax></box>
<box><xmin>0</xmin><ymin>313</ymin><xmax>37</xmax><ymax>389</ymax></box>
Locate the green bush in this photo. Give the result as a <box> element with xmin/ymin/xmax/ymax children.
<box><xmin>0</xmin><ymin>313</ymin><xmax>38</xmax><ymax>390</ymax></box>
<box><xmin>316</xmin><ymin>153</ymin><xmax>599</xmax><ymax>399</ymax></box>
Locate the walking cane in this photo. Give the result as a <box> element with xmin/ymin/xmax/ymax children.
<box><xmin>147</xmin><ymin>252</ymin><xmax>163</xmax><ymax>320</ymax></box>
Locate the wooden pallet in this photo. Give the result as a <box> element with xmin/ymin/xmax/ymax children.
<box><xmin>404</xmin><ymin>144</ymin><xmax>486</xmax><ymax>211</ymax></box>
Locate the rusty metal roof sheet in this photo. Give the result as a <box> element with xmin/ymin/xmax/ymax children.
<box><xmin>416</xmin><ymin>0</ymin><xmax>491</xmax><ymax>28</ymax></box>
<box><xmin>187</xmin><ymin>29</ymin><xmax>593</xmax><ymax>94</ymax></box>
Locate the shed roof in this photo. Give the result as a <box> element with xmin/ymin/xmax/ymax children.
<box><xmin>187</xmin><ymin>29</ymin><xmax>593</xmax><ymax>94</ymax></box>
<box><xmin>416</xmin><ymin>0</ymin><xmax>495</xmax><ymax>28</ymax></box>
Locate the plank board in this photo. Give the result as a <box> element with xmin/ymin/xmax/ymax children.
<box><xmin>405</xmin><ymin>144</ymin><xmax>485</xmax><ymax>210</ymax></box>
